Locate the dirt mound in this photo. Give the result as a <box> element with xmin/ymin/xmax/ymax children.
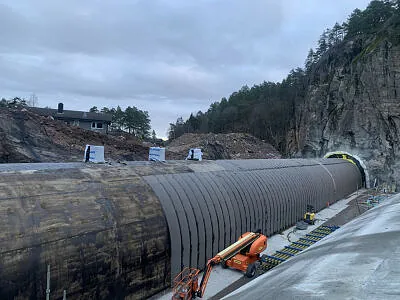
<box><xmin>0</xmin><ymin>108</ymin><xmax>281</xmax><ymax>163</ymax></box>
<box><xmin>167</xmin><ymin>133</ymin><xmax>281</xmax><ymax>160</ymax></box>
<box><xmin>0</xmin><ymin>108</ymin><xmax>149</xmax><ymax>163</ymax></box>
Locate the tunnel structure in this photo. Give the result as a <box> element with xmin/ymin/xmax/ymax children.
<box><xmin>0</xmin><ymin>159</ymin><xmax>361</xmax><ymax>299</ymax></box>
<box><xmin>324</xmin><ymin>151</ymin><xmax>369</xmax><ymax>188</ymax></box>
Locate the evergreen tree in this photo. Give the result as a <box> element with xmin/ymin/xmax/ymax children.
<box><xmin>0</xmin><ymin>97</ymin><xmax>27</xmax><ymax>108</ymax></box>
<box><xmin>332</xmin><ymin>22</ymin><xmax>344</xmax><ymax>43</ymax></box>
<box><xmin>100</xmin><ymin>107</ymin><xmax>111</xmax><ymax>114</ymax></box>
<box><xmin>136</xmin><ymin>110</ymin><xmax>151</xmax><ymax>138</ymax></box>
<box><xmin>316</xmin><ymin>31</ymin><xmax>329</xmax><ymax>58</ymax></box>
<box><xmin>346</xmin><ymin>2</ymin><xmax>396</xmax><ymax>37</ymax></box>
<box><xmin>123</xmin><ymin>106</ymin><xmax>136</xmax><ymax>134</ymax></box>
<box><xmin>168</xmin><ymin>123</ymin><xmax>176</xmax><ymax>140</ymax></box>
<box><xmin>113</xmin><ymin>106</ymin><xmax>125</xmax><ymax>130</ymax></box>
<box><xmin>89</xmin><ymin>106</ymin><xmax>99</xmax><ymax>113</ymax></box>
<box><xmin>305</xmin><ymin>48</ymin><xmax>315</xmax><ymax>72</ymax></box>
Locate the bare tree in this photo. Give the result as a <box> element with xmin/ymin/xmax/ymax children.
<box><xmin>28</xmin><ymin>93</ymin><xmax>38</xmax><ymax>107</ymax></box>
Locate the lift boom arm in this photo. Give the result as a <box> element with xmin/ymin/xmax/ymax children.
<box><xmin>196</xmin><ymin>232</ymin><xmax>262</xmax><ymax>297</ymax></box>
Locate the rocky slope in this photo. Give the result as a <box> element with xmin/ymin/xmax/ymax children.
<box><xmin>288</xmin><ymin>17</ymin><xmax>400</xmax><ymax>188</ymax></box>
<box><xmin>0</xmin><ymin>108</ymin><xmax>149</xmax><ymax>163</ymax></box>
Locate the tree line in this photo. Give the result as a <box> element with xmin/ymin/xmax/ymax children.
<box><xmin>168</xmin><ymin>0</ymin><xmax>400</xmax><ymax>154</ymax></box>
<box><xmin>306</xmin><ymin>0</ymin><xmax>398</xmax><ymax>72</ymax></box>
<box><xmin>168</xmin><ymin>70</ymin><xmax>305</xmax><ymax>153</ymax></box>
<box><xmin>89</xmin><ymin>105</ymin><xmax>152</xmax><ymax>139</ymax></box>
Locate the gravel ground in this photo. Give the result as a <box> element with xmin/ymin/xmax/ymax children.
<box><xmin>0</xmin><ymin>162</ymin><xmax>85</xmax><ymax>172</ymax></box>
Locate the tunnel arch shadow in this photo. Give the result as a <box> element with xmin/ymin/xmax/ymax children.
<box><xmin>324</xmin><ymin>151</ymin><xmax>369</xmax><ymax>188</ymax></box>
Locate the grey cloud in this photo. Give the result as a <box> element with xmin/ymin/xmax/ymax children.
<box><xmin>0</xmin><ymin>0</ymin><xmax>371</xmax><ymax>137</ymax></box>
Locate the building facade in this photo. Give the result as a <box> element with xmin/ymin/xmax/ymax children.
<box><xmin>30</xmin><ymin>103</ymin><xmax>112</xmax><ymax>134</ymax></box>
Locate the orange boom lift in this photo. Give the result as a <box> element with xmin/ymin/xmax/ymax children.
<box><xmin>172</xmin><ymin>231</ymin><xmax>267</xmax><ymax>299</ymax></box>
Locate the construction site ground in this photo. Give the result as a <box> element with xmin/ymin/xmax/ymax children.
<box><xmin>1</xmin><ymin>108</ymin><xmax>282</xmax><ymax>164</ymax></box>
<box><xmin>0</xmin><ymin>108</ymin><xmax>150</xmax><ymax>163</ymax></box>
<box><xmin>166</xmin><ymin>133</ymin><xmax>281</xmax><ymax>160</ymax></box>
<box><xmin>153</xmin><ymin>189</ymin><xmax>384</xmax><ymax>300</ymax></box>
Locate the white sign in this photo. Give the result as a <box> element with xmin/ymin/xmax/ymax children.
<box><xmin>83</xmin><ymin>145</ymin><xmax>105</xmax><ymax>163</ymax></box>
<box><xmin>149</xmin><ymin>147</ymin><xmax>166</xmax><ymax>162</ymax></box>
<box><xmin>186</xmin><ymin>148</ymin><xmax>202</xmax><ymax>161</ymax></box>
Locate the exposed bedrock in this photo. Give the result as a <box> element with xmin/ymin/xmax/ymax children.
<box><xmin>0</xmin><ymin>159</ymin><xmax>361</xmax><ymax>299</ymax></box>
<box><xmin>289</xmin><ymin>32</ymin><xmax>400</xmax><ymax>188</ymax></box>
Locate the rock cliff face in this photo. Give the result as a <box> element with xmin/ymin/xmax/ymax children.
<box><xmin>289</xmin><ymin>20</ymin><xmax>400</xmax><ymax>188</ymax></box>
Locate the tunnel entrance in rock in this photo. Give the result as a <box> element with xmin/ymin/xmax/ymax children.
<box><xmin>324</xmin><ymin>151</ymin><xmax>368</xmax><ymax>188</ymax></box>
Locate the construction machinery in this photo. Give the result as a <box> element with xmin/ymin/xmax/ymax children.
<box><xmin>172</xmin><ymin>231</ymin><xmax>267</xmax><ymax>299</ymax></box>
<box><xmin>303</xmin><ymin>205</ymin><xmax>316</xmax><ymax>225</ymax></box>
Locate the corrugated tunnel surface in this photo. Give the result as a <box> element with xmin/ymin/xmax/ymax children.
<box><xmin>0</xmin><ymin>159</ymin><xmax>361</xmax><ymax>299</ymax></box>
<box><xmin>144</xmin><ymin>159</ymin><xmax>361</xmax><ymax>283</ymax></box>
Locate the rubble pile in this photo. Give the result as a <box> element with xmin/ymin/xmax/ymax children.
<box><xmin>0</xmin><ymin>108</ymin><xmax>281</xmax><ymax>163</ymax></box>
<box><xmin>0</xmin><ymin>108</ymin><xmax>149</xmax><ymax>163</ymax></box>
<box><xmin>167</xmin><ymin>133</ymin><xmax>281</xmax><ymax>160</ymax></box>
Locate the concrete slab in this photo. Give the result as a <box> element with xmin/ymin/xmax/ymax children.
<box><xmin>224</xmin><ymin>192</ymin><xmax>400</xmax><ymax>300</ymax></box>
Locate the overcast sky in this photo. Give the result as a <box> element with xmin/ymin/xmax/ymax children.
<box><xmin>0</xmin><ymin>0</ymin><xmax>371</xmax><ymax>138</ymax></box>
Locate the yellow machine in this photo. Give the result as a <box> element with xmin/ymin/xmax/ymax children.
<box><xmin>303</xmin><ymin>205</ymin><xmax>315</xmax><ymax>225</ymax></box>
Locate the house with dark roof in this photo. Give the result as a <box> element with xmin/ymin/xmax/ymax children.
<box><xmin>30</xmin><ymin>103</ymin><xmax>112</xmax><ymax>134</ymax></box>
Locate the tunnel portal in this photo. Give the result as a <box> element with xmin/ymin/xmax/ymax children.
<box><xmin>324</xmin><ymin>151</ymin><xmax>368</xmax><ymax>188</ymax></box>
